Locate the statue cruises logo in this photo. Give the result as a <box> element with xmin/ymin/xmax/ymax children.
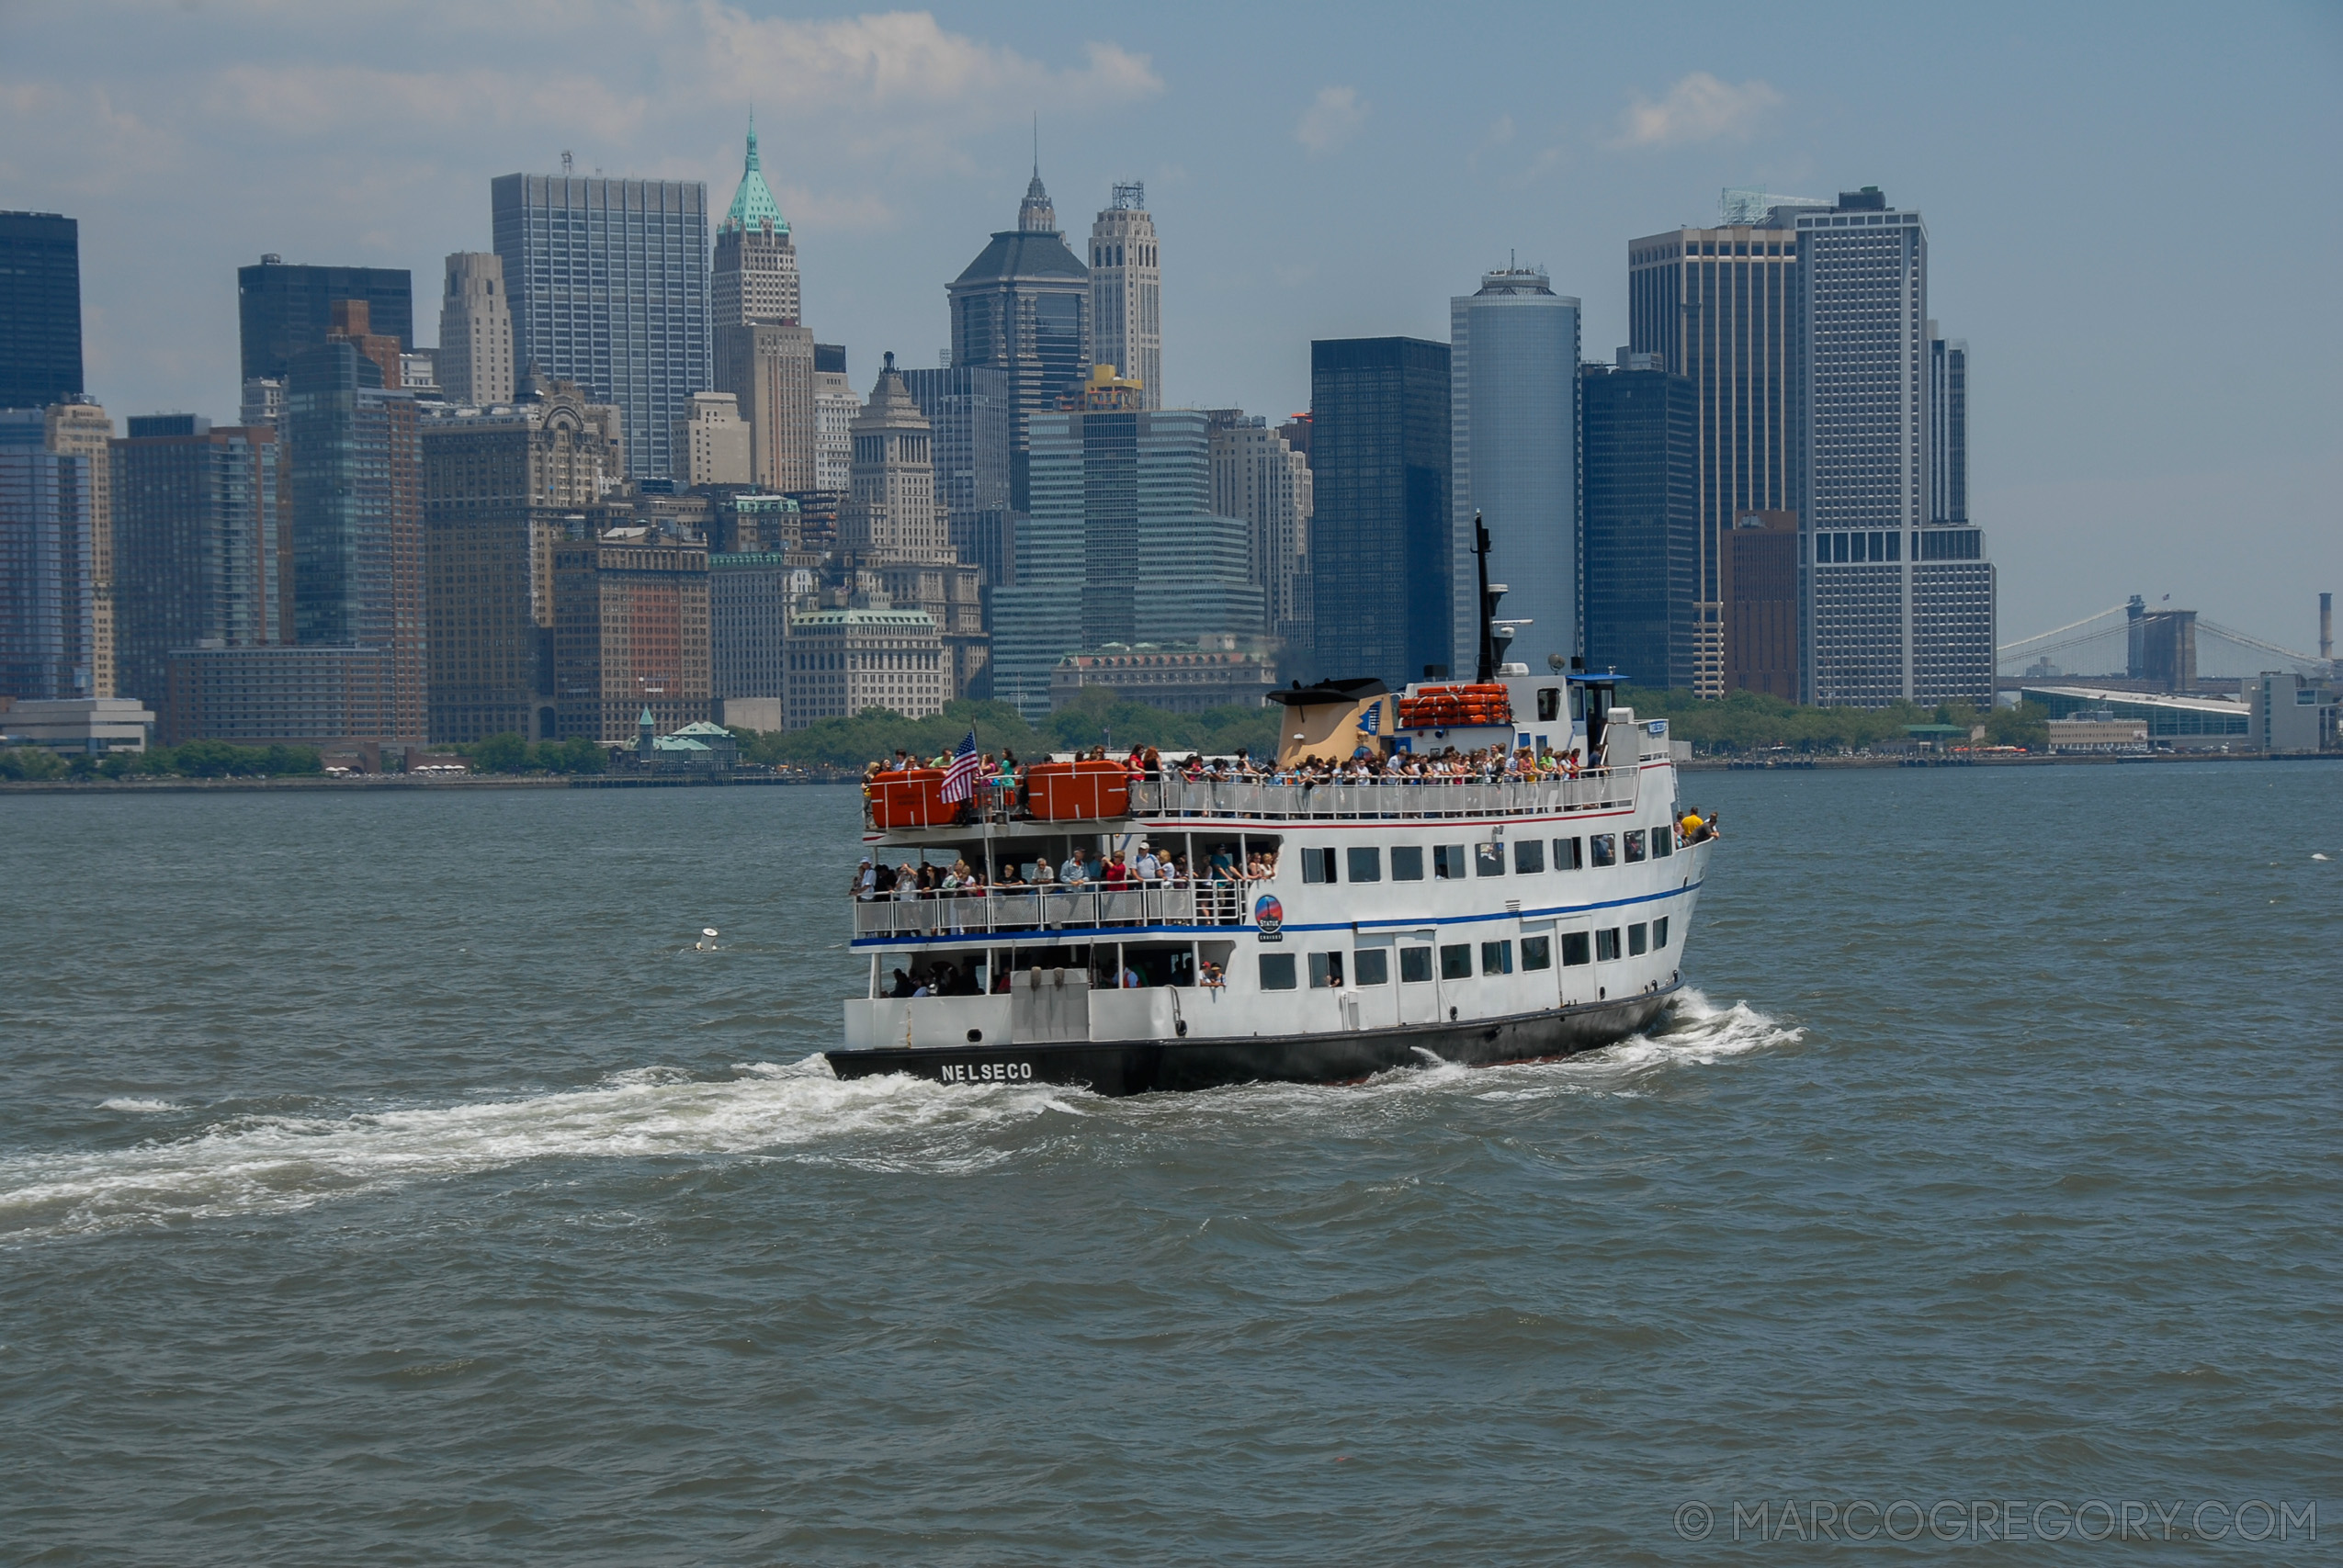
<box><xmin>1253</xmin><ymin>894</ymin><xmax>1283</xmax><ymax>936</ymax></box>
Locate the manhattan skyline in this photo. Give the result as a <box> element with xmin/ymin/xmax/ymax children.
<box><xmin>2</xmin><ymin>0</ymin><xmax>2337</xmax><ymax>660</ymax></box>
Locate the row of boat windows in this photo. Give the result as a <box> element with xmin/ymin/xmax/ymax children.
<box><xmin>1258</xmin><ymin>920</ymin><xmax>1670</xmax><ymax>990</ymax></box>
<box><xmin>1299</xmin><ymin>828</ymin><xmax>1674</xmax><ymax>885</ymax></box>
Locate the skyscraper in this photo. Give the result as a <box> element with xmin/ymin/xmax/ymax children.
<box><xmin>43</xmin><ymin>400</ymin><xmax>113</xmax><ymax>695</ymax></box>
<box><xmin>0</xmin><ymin>212</ymin><xmax>83</xmax><ymax>411</ymax></box>
<box><xmin>1627</xmin><ymin>200</ymin><xmax>1815</xmax><ymax>695</ymax></box>
<box><xmin>492</xmin><ymin>173</ymin><xmax>709</xmax><ymax>479</ymax></box>
<box><xmin>813</xmin><ymin>344</ymin><xmax>857</xmax><ymax>492</ymax></box>
<box><xmin>437</xmin><ymin>253</ymin><xmax>515</xmax><ymax>407</ymax></box>
<box><xmin>1206</xmin><ymin>412</ymin><xmax>1313</xmax><ymax>659</ymax></box>
<box><xmin>1916</xmin><ymin>325</ymin><xmax>1991</xmax><ymax>705</ymax></box>
<box><xmin>1450</xmin><ymin>265</ymin><xmax>1579</xmax><ymax>676</ymax></box>
<box><xmin>1930</xmin><ymin>327</ymin><xmax>1967</xmax><ymax>526</ymax></box>
<box><xmin>422</xmin><ymin>379</ymin><xmax>626</xmax><ymax>742</ymax></box>
<box><xmin>1580</xmin><ymin>357</ymin><xmax>1698</xmax><ymax>688</ymax></box>
<box><xmin>1088</xmin><ymin>183</ymin><xmax>1160</xmax><ymax>407</ymax></box>
<box><xmin>902</xmin><ymin>364</ymin><xmax>1013</xmax><ymax>591</ymax></box>
<box><xmin>552</xmin><ymin>531</ymin><xmax>710</xmax><ymax>741</ymax></box>
<box><xmin>674</xmin><ymin>391</ymin><xmax>752</xmax><ymax>488</ymax></box>
<box><xmin>946</xmin><ymin>170</ymin><xmax>1089</xmax><ymax>509</ymax></box>
<box><xmin>721</xmin><ymin>322</ymin><xmax>816</xmax><ymax>490</ymax></box>
<box><xmin>110</xmin><ymin>416</ymin><xmax>287</xmax><ymax>728</ymax></box>
<box><xmin>1307</xmin><ymin>337</ymin><xmax>1451</xmax><ymax>691</ymax></box>
<box><xmin>237</xmin><ymin>256</ymin><xmax>413</xmax><ymax>383</ymax></box>
<box><xmin>1794</xmin><ymin>187</ymin><xmax>1991</xmax><ymax>707</ymax></box>
<box><xmin>838</xmin><ymin>354</ymin><xmax>989</xmax><ymax>699</ymax></box>
<box><xmin>0</xmin><ymin>411</ymin><xmax>92</xmax><ymax>699</ymax></box>
<box><xmin>990</xmin><ymin>396</ymin><xmax>1262</xmax><ymax>719</ymax></box>
<box><xmin>712</xmin><ymin>117</ymin><xmax>799</xmax><ymax>330</ymax></box>
<box><xmin>285</xmin><ymin>338</ymin><xmax>424</xmax><ymax>739</ymax></box>
<box><xmin>842</xmin><ymin>355</ymin><xmax>945</xmax><ymax>561</ymax></box>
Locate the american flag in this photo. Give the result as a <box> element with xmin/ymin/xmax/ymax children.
<box><xmin>939</xmin><ymin>728</ymin><xmax>981</xmax><ymax>802</ymax></box>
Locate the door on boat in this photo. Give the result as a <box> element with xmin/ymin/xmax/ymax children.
<box><xmin>1589</xmin><ymin>918</ymin><xmax>1626</xmax><ymax>1004</ymax></box>
<box><xmin>1395</xmin><ymin>928</ymin><xmax>1440</xmax><ymax>1025</ymax></box>
<box><xmin>1352</xmin><ymin>936</ymin><xmax>1399</xmax><ymax>1030</ymax></box>
<box><xmin>1519</xmin><ymin>919</ymin><xmax>1559</xmax><ymax>1011</ymax></box>
<box><xmin>1556</xmin><ymin>919</ymin><xmax>1598</xmax><ymax>1008</ymax></box>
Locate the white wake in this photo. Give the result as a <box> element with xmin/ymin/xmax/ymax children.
<box><xmin>2</xmin><ymin>1059</ymin><xmax>1053</xmax><ymax>1240</ymax></box>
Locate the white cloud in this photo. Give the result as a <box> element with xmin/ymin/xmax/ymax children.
<box><xmin>1296</xmin><ymin>85</ymin><xmax>1367</xmax><ymax>156</ymax></box>
<box><xmin>1613</xmin><ymin>72</ymin><xmax>1783</xmax><ymax>150</ymax></box>
<box><xmin>698</xmin><ymin>9</ymin><xmax>1159</xmax><ymax>167</ymax></box>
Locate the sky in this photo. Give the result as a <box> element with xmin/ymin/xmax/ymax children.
<box><xmin>5</xmin><ymin>0</ymin><xmax>2338</xmax><ymax>665</ymax></box>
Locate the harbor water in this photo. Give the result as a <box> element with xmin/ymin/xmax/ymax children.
<box><xmin>3</xmin><ymin>763</ymin><xmax>2337</xmax><ymax>1562</ymax></box>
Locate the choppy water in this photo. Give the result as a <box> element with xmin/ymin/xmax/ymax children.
<box><xmin>3</xmin><ymin>765</ymin><xmax>2337</xmax><ymax>1563</ymax></box>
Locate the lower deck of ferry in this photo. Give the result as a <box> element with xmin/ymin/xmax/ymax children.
<box><xmin>825</xmin><ymin>985</ymin><xmax>1681</xmax><ymax>1097</ymax></box>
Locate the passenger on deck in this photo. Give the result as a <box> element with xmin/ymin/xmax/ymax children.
<box><xmin>1134</xmin><ymin>842</ymin><xmax>1160</xmax><ymax>881</ymax></box>
<box><xmin>1030</xmin><ymin>852</ymin><xmax>1056</xmax><ymax>885</ymax></box>
<box><xmin>888</xmin><ymin>967</ymin><xmax>914</xmax><ymax>998</ymax></box>
<box><xmin>853</xmin><ymin>858</ymin><xmax>877</xmax><ymax>899</ymax></box>
<box><xmin>1104</xmin><ymin>851</ymin><xmax>1130</xmax><ymax>886</ymax></box>
<box><xmin>894</xmin><ymin>863</ymin><xmax>920</xmax><ymax>900</ymax></box>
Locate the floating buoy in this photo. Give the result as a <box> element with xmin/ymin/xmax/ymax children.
<box><xmin>696</xmin><ymin>928</ymin><xmax>719</xmax><ymax>951</ymax></box>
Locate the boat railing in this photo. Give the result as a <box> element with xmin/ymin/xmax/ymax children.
<box><xmin>851</xmin><ymin>879</ymin><xmax>1257</xmax><ymax>938</ymax></box>
<box><xmin>1126</xmin><ymin>769</ymin><xmax>1638</xmax><ymax>820</ymax></box>
<box><xmin>862</xmin><ymin>768</ymin><xmax>1640</xmax><ymax>832</ymax></box>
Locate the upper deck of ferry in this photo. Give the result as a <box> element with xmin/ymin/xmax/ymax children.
<box><xmin>863</xmin><ymin>759</ymin><xmax>1659</xmax><ymax>839</ymax></box>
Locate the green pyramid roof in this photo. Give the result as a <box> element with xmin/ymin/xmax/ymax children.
<box><xmin>722</xmin><ymin>115</ymin><xmax>788</xmax><ymax>235</ymax></box>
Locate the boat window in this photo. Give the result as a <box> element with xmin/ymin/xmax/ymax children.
<box><xmin>1353</xmin><ymin>949</ymin><xmax>1389</xmax><ymax>986</ymax></box>
<box><xmin>1440</xmin><ymin>943</ymin><xmax>1473</xmax><ymax>980</ymax></box>
<box><xmin>1475</xmin><ymin>842</ymin><xmax>1506</xmax><ymax>876</ymax></box>
<box><xmin>1433</xmin><ymin>845</ymin><xmax>1466</xmax><ymax>880</ymax></box>
<box><xmin>1653</xmin><ymin>916</ymin><xmax>1670</xmax><ymax>949</ymax></box>
<box><xmin>1554</xmin><ymin>836</ymin><xmax>1583</xmax><ymax>871</ymax></box>
<box><xmin>1629</xmin><ymin>923</ymin><xmax>1648</xmax><ymax>955</ymax></box>
<box><xmin>1521</xmin><ymin>935</ymin><xmax>1552</xmax><ymax>970</ymax></box>
<box><xmin>1561</xmin><ymin>931</ymin><xmax>1591</xmax><ymax>966</ymax></box>
<box><xmin>1399</xmin><ymin>945</ymin><xmax>1433</xmax><ymax>983</ymax></box>
<box><xmin>1346</xmin><ymin>846</ymin><xmax>1381</xmax><ymax>883</ymax></box>
<box><xmin>1624</xmin><ymin>829</ymin><xmax>1647</xmax><ymax>863</ymax></box>
<box><xmin>1589</xmin><ymin>833</ymin><xmax>1616</xmax><ymax>867</ymax></box>
<box><xmin>1480</xmin><ymin>940</ymin><xmax>1513</xmax><ymax>976</ymax></box>
<box><xmin>1653</xmin><ymin>824</ymin><xmax>1673</xmax><ymax>858</ymax></box>
<box><xmin>1301</xmin><ymin>847</ymin><xmax>1338</xmax><ymax>884</ymax></box>
<box><xmin>1536</xmin><ymin>686</ymin><xmax>1560</xmax><ymax>722</ymax></box>
<box><xmin>1390</xmin><ymin>845</ymin><xmax>1425</xmax><ymax>881</ymax></box>
<box><xmin>1259</xmin><ymin>953</ymin><xmax>1297</xmax><ymax>990</ymax></box>
<box><xmin>1596</xmin><ymin>928</ymin><xmax>1622</xmax><ymax>961</ymax></box>
<box><xmin>1513</xmin><ymin>839</ymin><xmax>1545</xmax><ymax>874</ymax></box>
<box><xmin>1308</xmin><ymin>952</ymin><xmax>1345</xmax><ymax>988</ymax></box>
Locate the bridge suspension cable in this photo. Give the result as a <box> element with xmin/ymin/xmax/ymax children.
<box><xmin>1996</xmin><ymin>604</ymin><xmax>2127</xmax><ymax>660</ymax></box>
<box><xmin>2196</xmin><ymin>618</ymin><xmax>2320</xmax><ymax>666</ymax></box>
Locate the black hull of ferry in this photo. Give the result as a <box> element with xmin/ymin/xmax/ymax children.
<box><xmin>822</xmin><ymin>986</ymin><xmax>1681</xmax><ymax>1098</ymax></box>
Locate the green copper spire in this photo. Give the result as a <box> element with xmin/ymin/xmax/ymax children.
<box><xmin>721</xmin><ymin>113</ymin><xmax>788</xmax><ymax>235</ymax></box>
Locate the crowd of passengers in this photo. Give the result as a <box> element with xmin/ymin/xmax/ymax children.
<box><xmin>854</xmin><ymin>840</ymin><xmax>1279</xmax><ymax>901</ymax></box>
<box><xmin>867</xmin><ymin>739</ymin><xmax>1622</xmax><ymax>796</ymax></box>
<box><xmin>852</xmin><ymin>801</ymin><xmax>1719</xmax><ymax>902</ymax></box>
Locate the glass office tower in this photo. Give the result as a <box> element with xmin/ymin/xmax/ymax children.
<box><xmin>1307</xmin><ymin>337</ymin><xmax>1452</xmax><ymax>692</ymax></box>
<box><xmin>492</xmin><ymin>174</ymin><xmax>710</xmax><ymax>480</ymax></box>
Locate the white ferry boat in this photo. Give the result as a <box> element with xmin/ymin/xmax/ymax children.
<box><xmin>827</xmin><ymin>542</ymin><xmax>1715</xmax><ymax>1095</ymax></box>
<box><xmin>827</xmin><ymin>695</ymin><xmax>1713</xmax><ymax>1097</ymax></box>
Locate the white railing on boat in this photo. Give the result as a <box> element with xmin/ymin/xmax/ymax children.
<box><xmin>1126</xmin><ymin>770</ymin><xmax>1636</xmax><ymax>820</ymax></box>
<box><xmin>852</xmin><ymin>881</ymin><xmax>1256</xmax><ymax>938</ymax></box>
